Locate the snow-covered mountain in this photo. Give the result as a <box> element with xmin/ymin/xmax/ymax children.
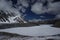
<box><xmin>0</xmin><ymin>0</ymin><xmax>26</xmax><ymax>23</ymax></box>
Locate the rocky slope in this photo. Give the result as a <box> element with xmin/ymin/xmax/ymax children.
<box><xmin>0</xmin><ymin>32</ymin><xmax>60</xmax><ymax>40</ymax></box>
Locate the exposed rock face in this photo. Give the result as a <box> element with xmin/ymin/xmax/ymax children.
<box><xmin>0</xmin><ymin>32</ymin><xmax>60</xmax><ymax>40</ymax></box>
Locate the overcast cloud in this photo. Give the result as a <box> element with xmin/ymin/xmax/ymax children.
<box><xmin>31</xmin><ymin>0</ymin><xmax>60</xmax><ymax>14</ymax></box>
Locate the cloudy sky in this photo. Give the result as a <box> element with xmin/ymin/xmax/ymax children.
<box><xmin>0</xmin><ymin>0</ymin><xmax>60</xmax><ymax>23</ymax></box>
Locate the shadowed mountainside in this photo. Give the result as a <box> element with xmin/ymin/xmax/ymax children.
<box><xmin>0</xmin><ymin>19</ymin><xmax>60</xmax><ymax>29</ymax></box>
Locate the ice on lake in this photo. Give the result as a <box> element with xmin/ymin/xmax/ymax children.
<box><xmin>0</xmin><ymin>24</ymin><xmax>60</xmax><ymax>36</ymax></box>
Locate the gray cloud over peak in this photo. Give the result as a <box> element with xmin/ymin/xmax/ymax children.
<box><xmin>0</xmin><ymin>0</ymin><xmax>21</xmax><ymax>15</ymax></box>
<box><xmin>0</xmin><ymin>0</ymin><xmax>26</xmax><ymax>23</ymax></box>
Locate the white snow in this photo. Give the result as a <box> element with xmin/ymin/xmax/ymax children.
<box><xmin>0</xmin><ymin>25</ymin><xmax>60</xmax><ymax>36</ymax></box>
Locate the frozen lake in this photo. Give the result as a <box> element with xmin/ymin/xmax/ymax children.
<box><xmin>0</xmin><ymin>25</ymin><xmax>60</xmax><ymax>36</ymax></box>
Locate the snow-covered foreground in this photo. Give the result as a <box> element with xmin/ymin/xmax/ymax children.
<box><xmin>0</xmin><ymin>25</ymin><xmax>60</xmax><ymax>36</ymax></box>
